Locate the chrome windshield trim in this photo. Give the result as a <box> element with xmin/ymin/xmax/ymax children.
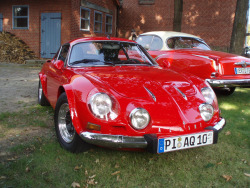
<box><xmin>67</xmin><ymin>40</ymin><xmax>157</xmax><ymax>68</ymax></box>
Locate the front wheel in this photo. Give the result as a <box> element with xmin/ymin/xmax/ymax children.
<box><xmin>54</xmin><ymin>93</ymin><xmax>91</xmax><ymax>153</ymax></box>
<box><xmin>214</xmin><ymin>87</ymin><xmax>236</xmax><ymax>96</ymax></box>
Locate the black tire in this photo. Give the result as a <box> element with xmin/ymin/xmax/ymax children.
<box><xmin>54</xmin><ymin>92</ymin><xmax>91</xmax><ymax>153</ymax></box>
<box><xmin>38</xmin><ymin>80</ymin><xmax>50</xmax><ymax>106</ymax></box>
<box><xmin>214</xmin><ymin>87</ymin><xmax>236</xmax><ymax>96</ymax></box>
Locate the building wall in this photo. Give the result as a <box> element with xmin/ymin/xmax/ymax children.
<box><xmin>182</xmin><ymin>0</ymin><xmax>237</xmax><ymax>50</ymax></box>
<box><xmin>0</xmin><ymin>0</ymin><xmax>118</xmax><ymax>58</ymax></box>
<box><xmin>118</xmin><ymin>0</ymin><xmax>237</xmax><ymax>50</ymax></box>
<box><xmin>0</xmin><ymin>0</ymin><xmax>72</xmax><ymax>58</ymax></box>
<box><xmin>0</xmin><ymin>0</ymin><xmax>238</xmax><ymax>57</ymax></box>
<box><xmin>117</xmin><ymin>0</ymin><xmax>175</xmax><ymax>39</ymax></box>
<box><xmin>70</xmin><ymin>0</ymin><xmax>118</xmax><ymax>39</ymax></box>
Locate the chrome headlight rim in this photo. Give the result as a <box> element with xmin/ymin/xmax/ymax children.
<box><xmin>89</xmin><ymin>92</ymin><xmax>112</xmax><ymax>119</ymax></box>
<box><xmin>199</xmin><ymin>103</ymin><xmax>214</xmax><ymax>122</ymax></box>
<box><xmin>201</xmin><ymin>87</ymin><xmax>215</xmax><ymax>104</ymax></box>
<box><xmin>129</xmin><ymin>108</ymin><xmax>150</xmax><ymax>130</ymax></box>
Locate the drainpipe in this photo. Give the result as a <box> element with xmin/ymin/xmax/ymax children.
<box><xmin>116</xmin><ymin>2</ymin><xmax>122</xmax><ymax>37</ymax></box>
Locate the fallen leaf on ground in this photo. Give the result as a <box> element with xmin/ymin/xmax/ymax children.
<box><xmin>37</xmin><ymin>137</ymin><xmax>42</xmax><ymax>142</ymax></box>
<box><xmin>217</xmin><ymin>162</ymin><xmax>223</xmax><ymax>165</ymax></box>
<box><xmin>111</xmin><ymin>171</ymin><xmax>120</xmax><ymax>176</ymax></box>
<box><xmin>0</xmin><ymin>176</ymin><xmax>7</xmax><ymax>180</ymax></box>
<box><xmin>225</xmin><ymin>131</ymin><xmax>231</xmax><ymax>135</ymax></box>
<box><xmin>222</xmin><ymin>175</ymin><xmax>232</xmax><ymax>181</ymax></box>
<box><xmin>85</xmin><ymin>169</ymin><xmax>88</xmax><ymax>175</ymax></box>
<box><xmin>7</xmin><ymin>158</ymin><xmax>16</xmax><ymax>161</ymax></box>
<box><xmin>95</xmin><ymin>159</ymin><xmax>99</xmax><ymax>163</ymax></box>
<box><xmin>71</xmin><ymin>182</ymin><xmax>80</xmax><ymax>188</ymax></box>
<box><xmin>87</xmin><ymin>179</ymin><xmax>97</xmax><ymax>185</ymax></box>
<box><xmin>74</xmin><ymin>165</ymin><xmax>82</xmax><ymax>171</ymax></box>
<box><xmin>25</xmin><ymin>167</ymin><xmax>30</xmax><ymax>173</ymax></box>
<box><xmin>241</xmin><ymin>159</ymin><xmax>247</xmax><ymax>164</ymax></box>
<box><xmin>89</xmin><ymin>175</ymin><xmax>96</xmax><ymax>179</ymax></box>
<box><xmin>244</xmin><ymin>173</ymin><xmax>250</xmax><ymax>177</ymax></box>
<box><xmin>115</xmin><ymin>164</ymin><xmax>119</xmax><ymax>168</ymax></box>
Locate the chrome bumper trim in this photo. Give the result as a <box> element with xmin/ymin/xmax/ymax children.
<box><xmin>206</xmin><ymin>79</ymin><xmax>250</xmax><ymax>87</ymax></box>
<box><xmin>80</xmin><ymin>132</ymin><xmax>148</xmax><ymax>149</ymax></box>
<box><xmin>80</xmin><ymin>118</ymin><xmax>226</xmax><ymax>149</ymax></box>
<box><xmin>213</xmin><ymin>118</ymin><xmax>226</xmax><ymax>132</ymax></box>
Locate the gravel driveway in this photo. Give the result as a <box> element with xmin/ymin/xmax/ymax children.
<box><xmin>0</xmin><ymin>63</ymin><xmax>40</xmax><ymax>113</ymax></box>
<box><xmin>0</xmin><ymin>63</ymin><xmax>53</xmax><ymax>161</ymax></box>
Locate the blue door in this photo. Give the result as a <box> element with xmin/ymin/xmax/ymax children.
<box><xmin>41</xmin><ymin>13</ymin><xmax>61</xmax><ymax>58</ymax></box>
<box><xmin>0</xmin><ymin>13</ymin><xmax>3</xmax><ymax>32</ymax></box>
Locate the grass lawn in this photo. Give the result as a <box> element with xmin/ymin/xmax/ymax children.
<box><xmin>0</xmin><ymin>88</ymin><xmax>249</xmax><ymax>187</ymax></box>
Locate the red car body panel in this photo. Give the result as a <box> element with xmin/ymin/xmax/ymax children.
<box><xmin>150</xmin><ymin>49</ymin><xmax>250</xmax><ymax>81</ymax></box>
<box><xmin>136</xmin><ymin>32</ymin><xmax>250</xmax><ymax>90</ymax></box>
<box><xmin>39</xmin><ymin>37</ymin><xmax>225</xmax><ymax>153</ymax></box>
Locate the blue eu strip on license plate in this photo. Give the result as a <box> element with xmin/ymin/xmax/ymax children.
<box><xmin>158</xmin><ymin>131</ymin><xmax>214</xmax><ymax>153</ymax></box>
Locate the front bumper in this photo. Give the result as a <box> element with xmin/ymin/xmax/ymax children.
<box><xmin>206</xmin><ymin>78</ymin><xmax>250</xmax><ymax>87</ymax></box>
<box><xmin>79</xmin><ymin>118</ymin><xmax>226</xmax><ymax>152</ymax></box>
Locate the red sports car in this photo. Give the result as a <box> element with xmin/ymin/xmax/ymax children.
<box><xmin>136</xmin><ymin>31</ymin><xmax>250</xmax><ymax>95</ymax></box>
<box><xmin>38</xmin><ymin>37</ymin><xmax>225</xmax><ymax>153</ymax></box>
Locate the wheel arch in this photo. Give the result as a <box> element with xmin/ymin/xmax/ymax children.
<box><xmin>38</xmin><ymin>73</ymin><xmax>48</xmax><ymax>96</ymax></box>
<box><xmin>60</xmin><ymin>77</ymin><xmax>96</xmax><ymax>134</ymax></box>
<box><xmin>61</xmin><ymin>84</ymin><xmax>83</xmax><ymax>134</ymax></box>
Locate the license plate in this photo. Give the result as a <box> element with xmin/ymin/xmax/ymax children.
<box><xmin>235</xmin><ymin>67</ymin><xmax>250</xmax><ymax>74</ymax></box>
<box><xmin>158</xmin><ymin>131</ymin><xmax>214</xmax><ymax>153</ymax></box>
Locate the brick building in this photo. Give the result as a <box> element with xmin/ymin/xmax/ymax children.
<box><xmin>0</xmin><ymin>0</ymin><xmax>119</xmax><ymax>58</ymax></box>
<box><xmin>0</xmin><ymin>0</ymin><xmax>239</xmax><ymax>58</ymax></box>
<box><xmin>117</xmin><ymin>0</ymin><xmax>237</xmax><ymax>51</ymax></box>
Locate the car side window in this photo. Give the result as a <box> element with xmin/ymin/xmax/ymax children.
<box><xmin>136</xmin><ymin>35</ymin><xmax>153</xmax><ymax>50</ymax></box>
<box><xmin>58</xmin><ymin>44</ymin><xmax>70</xmax><ymax>62</ymax></box>
<box><xmin>150</xmin><ymin>36</ymin><xmax>163</xmax><ymax>50</ymax></box>
<box><xmin>136</xmin><ymin>35</ymin><xmax>163</xmax><ymax>51</ymax></box>
<box><xmin>167</xmin><ymin>37</ymin><xmax>210</xmax><ymax>50</ymax></box>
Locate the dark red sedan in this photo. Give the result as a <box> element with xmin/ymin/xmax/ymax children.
<box><xmin>38</xmin><ymin>37</ymin><xmax>225</xmax><ymax>153</ymax></box>
<box><xmin>136</xmin><ymin>31</ymin><xmax>250</xmax><ymax>95</ymax></box>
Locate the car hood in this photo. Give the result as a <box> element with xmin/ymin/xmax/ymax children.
<box><xmin>73</xmin><ymin>66</ymin><xmax>211</xmax><ymax>130</ymax></box>
<box><xmin>80</xmin><ymin>66</ymin><xmax>197</xmax><ymax>100</ymax></box>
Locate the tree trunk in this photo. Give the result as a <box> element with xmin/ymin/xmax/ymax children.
<box><xmin>230</xmin><ymin>0</ymin><xmax>249</xmax><ymax>55</ymax></box>
<box><xmin>173</xmin><ymin>0</ymin><xmax>183</xmax><ymax>32</ymax></box>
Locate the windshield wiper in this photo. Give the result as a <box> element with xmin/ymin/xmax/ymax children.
<box><xmin>71</xmin><ymin>59</ymin><xmax>101</xmax><ymax>65</ymax></box>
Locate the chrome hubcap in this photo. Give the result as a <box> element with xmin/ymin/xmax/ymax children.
<box><xmin>58</xmin><ymin>103</ymin><xmax>75</xmax><ymax>143</ymax></box>
<box><xmin>38</xmin><ymin>84</ymin><xmax>42</xmax><ymax>100</ymax></box>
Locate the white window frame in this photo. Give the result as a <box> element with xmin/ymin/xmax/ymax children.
<box><xmin>80</xmin><ymin>7</ymin><xmax>90</xmax><ymax>31</ymax></box>
<box><xmin>94</xmin><ymin>11</ymin><xmax>103</xmax><ymax>33</ymax></box>
<box><xmin>105</xmin><ymin>14</ymin><xmax>112</xmax><ymax>34</ymax></box>
<box><xmin>12</xmin><ymin>5</ymin><xmax>29</xmax><ymax>29</ymax></box>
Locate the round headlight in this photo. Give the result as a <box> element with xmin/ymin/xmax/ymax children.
<box><xmin>90</xmin><ymin>93</ymin><xmax>112</xmax><ymax>118</ymax></box>
<box><xmin>130</xmin><ymin>108</ymin><xmax>150</xmax><ymax>130</ymax></box>
<box><xmin>201</xmin><ymin>87</ymin><xmax>215</xmax><ymax>104</ymax></box>
<box><xmin>199</xmin><ymin>103</ymin><xmax>214</xmax><ymax>122</ymax></box>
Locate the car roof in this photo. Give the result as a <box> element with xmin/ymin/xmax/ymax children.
<box><xmin>138</xmin><ymin>31</ymin><xmax>202</xmax><ymax>40</ymax></box>
<box><xmin>68</xmin><ymin>37</ymin><xmax>136</xmax><ymax>46</ymax></box>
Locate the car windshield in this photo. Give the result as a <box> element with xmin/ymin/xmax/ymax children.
<box><xmin>167</xmin><ymin>37</ymin><xmax>211</xmax><ymax>50</ymax></box>
<box><xmin>68</xmin><ymin>41</ymin><xmax>157</xmax><ymax>67</ymax></box>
